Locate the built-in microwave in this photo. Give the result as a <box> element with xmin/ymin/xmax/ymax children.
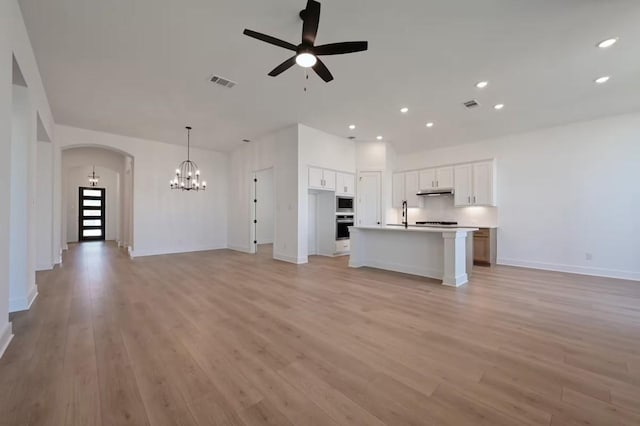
<box><xmin>336</xmin><ymin>196</ymin><xmax>354</xmax><ymax>213</ymax></box>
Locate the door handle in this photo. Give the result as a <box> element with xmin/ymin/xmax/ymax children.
<box><xmin>473</xmin><ymin>196</ymin><xmax>476</xmax><ymax>204</ymax></box>
<box><xmin>436</xmin><ymin>180</ymin><xmax>439</xmax><ymax>187</ymax></box>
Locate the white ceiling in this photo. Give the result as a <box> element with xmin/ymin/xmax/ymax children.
<box><xmin>19</xmin><ymin>0</ymin><xmax>640</xmax><ymax>153</ymax></box>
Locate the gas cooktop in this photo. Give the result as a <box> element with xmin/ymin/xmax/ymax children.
<box><xmin>416</xmin><ymin>221</ymin><xmax>458</xmax><ymax>226</ymax></box>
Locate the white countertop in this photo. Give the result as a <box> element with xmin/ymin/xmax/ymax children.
<box><xmin>351</xmin><ymin>225</ymin><xmax>478</xmax><ymax>233</ymax></box>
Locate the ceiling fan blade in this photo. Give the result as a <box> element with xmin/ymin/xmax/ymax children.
<box><xmin>268</xmin><ymin>56</ymin><xmax>297</xmax><ymax>77</ymax></box>
<box><xmin>312</xmin><ymin>59</ymin><xmax>334</xmax><ymax>82</ymax></box>
<box><xmin>302</xmin><ymin>0</ymin><xmax>321</xmax><ymax>45</ymax></box>
<box><xmin>314</xmin><ymin>41</ymin><xmax>368</xmax><ymax>56</ymax></box>
<box><xmin>243</xmin><ymin>29</ymin><xmax>297</xmax><ymax>51</ymax></box>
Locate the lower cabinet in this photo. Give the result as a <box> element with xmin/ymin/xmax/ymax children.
<box><xmin>335</xmin><ymin>239</ymin><xmax>350</xmax><ymax>254</ymax></box>
<box><xmin>473</xmin><ymin>228</ymin><xmax>497</xmax><ymax>266</ymax></box>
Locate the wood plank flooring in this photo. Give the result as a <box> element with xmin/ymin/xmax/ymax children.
<box><xmin>1</xmin><ymin>241</ymin><xmax>639</xmax><ymax>425</ymax></box>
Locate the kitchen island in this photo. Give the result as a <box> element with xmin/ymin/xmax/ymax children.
<box><xmin>348</xmin><ymin>225</ymin><xmax>478</xmax><ymax>286</ymax></box>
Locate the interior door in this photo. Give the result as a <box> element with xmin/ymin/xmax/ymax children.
<box><xmin>79</xmin><ymin>187</ymin><xmax>105</xmax><ymax>241</ymax></box>
<box><xmin>357</xmin><ymin>172</ymin><xmax>381</xmax><ymax>226</ymax></box>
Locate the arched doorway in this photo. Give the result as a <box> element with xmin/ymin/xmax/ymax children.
<box><xmin>61</xmin><ymin>146</ymin><xmax>134</xmax><ymax>250</ymax></box>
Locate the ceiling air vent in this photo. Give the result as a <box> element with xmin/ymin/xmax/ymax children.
<box><xmin>463</xmin><ymin>99</ymin><xmax>480</xmax><ymax>109</ymax></box>
<box><xmin>210</xmin><ymin>75</ymin><xmax>237</xmax><ymax>89</ymax></box>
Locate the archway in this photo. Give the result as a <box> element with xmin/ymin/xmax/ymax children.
<box><xmin>61</xmin><ymin>146</ymin><xmax>134</xmax><ymax>251</ymax></box>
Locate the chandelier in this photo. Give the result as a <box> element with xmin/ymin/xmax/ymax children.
<box><xmin>170</xmin><ymin>126</ymin><xmax>206</xmax><ymax>191</ymax></box>
<box><xmin>88</xmin><ymin>165</ymin><xmax>100</xmax><ymax>187</ymax></box>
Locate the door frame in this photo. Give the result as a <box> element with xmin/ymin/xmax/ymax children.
<box><xmin>78</xmin><ymin>186</ymin><xmax>106</xmax><ymax>241</ymax></box>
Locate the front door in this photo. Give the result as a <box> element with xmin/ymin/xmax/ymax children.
<box><xmin>79</xmin><ymin>187</ymin><xmax>106</xmax><ymax>241</ymax></box>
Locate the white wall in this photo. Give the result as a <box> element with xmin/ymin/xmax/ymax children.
<box><xmin>298</xmin><ymin>124</ymin><xmax>356</xmax><ymax>262</ymax></box>
<box><xmin>0</xmin><ymin>0</ymin><xmax>14</xmax><ymax>354</ymax></box>
<box><xmin>255</xmin><ymin>168</ymin><xmax>274</xmax><ymax>245</ymax></box>
<box><xmin>228</xmin><ymin>125</ymin><xmax>299</xmax><ymax>262</ymax></box>
<box><xmin>396</xmin><ymin>112</ymin><xmax>640</xmax><ymax>281</ymax></box>
<box><xmin>35</xmin><ymin>141</ymin><xmax>54</xmax><ymax>270</ymax></box>
<box><xmin>1</xmin><ymin>0</ymin><xmax>56</xmax><ymax>356</ymax></box>
<box><xmin>9</xmin><ymin>84</ymin><xmax>37</xmax><ymax>313</ymax></box>
<box><xmin>55</xmin><ymin>125</ymin><xmax>228</xmax><ymax>257</ymax></box>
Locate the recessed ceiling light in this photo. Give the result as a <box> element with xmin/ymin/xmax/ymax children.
<box><xmin>476</xmin><ymin>81</ymin><xmax>489</xmax><ymax>89</ymax></box>
<box><xmin>426</xmin><ymin>122</ymin><xmax>435</xmax><ymax>128</ymax></box>
<box><xmin>400</xmin><ymin>107</ymin><xmax>409</xmax><ymax>114</ymax></box>
<box><xmin>494</xmin><ymin>104</ymin><xmax>504</xmax><ymax>110</ymax></box>
<box><xmin>597</xmin><ymin>37</ymin><xmax>618</xmax><ymax>48</ymax></box>
<box><xmin>376</xmin><ymin>136</ymin><xmax>383</xmax><ymax>140</ymax></box>
<box><xmin>348</xmin><ymin>124</ymin><xmax>356</xmax><ymax>130</ymax></box>
<box><xmin>594</xmin><ymin>76</ymin><xmax>610</xmax><ymax>84</ymax></box>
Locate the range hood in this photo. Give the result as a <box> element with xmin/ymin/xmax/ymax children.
<box><xmin>416</xmin><ymin>188</ymin><xmax>454</xmax><ymax>197</ymax></box>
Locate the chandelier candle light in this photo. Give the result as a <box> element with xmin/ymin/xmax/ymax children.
<box><xmin>88</xmin><ymin>165</ymin><xmax>100</xmax><ymax>187</ymax></box>
<box><xmin>170</xmin><ymin>126</ymin><xmax>206</xmax><ymax>191</ymax></box>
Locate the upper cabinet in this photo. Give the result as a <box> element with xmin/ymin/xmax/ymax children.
<box><xmin>336</xmin><ymin>172</ymin><xmax>355</xmax><ymax>196</ymax></box>
<box><xmin>309</xmin><ymin>167</ymin><xmax>336</xmax><ymax>191</ymax></box>
<box><xmin>454</xmin><ymin>161</ymin><xmax>496</xmax><ymax>206</ymax></box>
<box><xmin>419</xmin><ymin>166</ymin><xmax>454</xmax><ymax>190</ymax></box>
<box><xmin>392</xmin><ymin>171</ymin><xmax>421</xmax><ymax>208</ymax></box>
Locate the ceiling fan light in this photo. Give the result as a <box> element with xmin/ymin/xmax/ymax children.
<box><xmin>296</xmin><ymin>53</ymin><xmax>317</xmax><ymax>68</ymax></box>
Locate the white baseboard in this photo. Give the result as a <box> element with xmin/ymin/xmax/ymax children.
<box><xmin>8</xmin><ymin>285</ymin><xmax>38</xmax><ymax>313</ymax></box>
<box><xmin>129</xmin><ymin>244</ymin><xmax>228</xmax><ymax>258</ymax></box>
<box><xmin>273</xmin><ymin>252</ymin><xmax>308</xmax><ymax>264</ymax></box>
<box><xmin>497</xmin><ymin>258</ymin><xmax>640</xmax><ymax>282</ymax></box>
<box><xmin>228</xmin><ymin>245</ymin><xmax>252</xmax><ymax>254</ymax></box>
<box><xmin>0</xmin><ymin>322</ymin><xmax>14</xmax><ymax>359</ymax></box>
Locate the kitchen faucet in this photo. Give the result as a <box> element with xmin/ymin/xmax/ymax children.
<box><xmin>402</xmin><ymin>200</ymin><xmax>408</xmax><ymax>229</ymax></box>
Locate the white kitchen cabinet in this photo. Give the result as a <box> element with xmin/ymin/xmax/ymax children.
<box><xmin>419</xmin><ymin>167</ymin><xmax>453</xmax><ymax>189</ymax></box>
<box><xmin>419</xmin><ymin>169</ymin><xmax>436</xmax><ymax>189</ymax></box>
<box><xmin>472</xmin><ymin>161</ymin><xmax>495</xmax><ymax>205</ymax></box>
<box><xmin>454</xmin><ymin>161</ymin><xmax>496</xmax><ymax>206</ymax></box>
<box><xmin>336</xmin><ymin>172</ymin><xmax>355</xmax><ymax>196</ymax></box>
<box><xmin>454</xmin><ymin>164</ymin><xmax>473</xmax><ymax>206</ymax></box>
<box><xmin>392</xmin><ymin>171</ymin><xmax>421</xmax><ymax>208</ymax></box>
<box><xmin>323</xmin><ymin>170</ymin><xmax>336</xmax><ymax>191</ymax></box>
<box><xmin>309</xmin><ymin>167</ymin><xmax>324</xmax><ymax>189</ymax></box>
<box><xmin>309</xmin><ymin>167</ymin><xmax>336</xmax><ymax>191</ymax></box>
<box><xmin>436</xmin><ymin>166</ymin><xmax>454</xmax><ymax>189</ymax></box>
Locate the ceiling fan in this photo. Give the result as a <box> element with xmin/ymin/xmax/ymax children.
<box><xmin>243</xmin><ymin>0</ymin><xmax>368</xmax><ymax>82</ymax></box>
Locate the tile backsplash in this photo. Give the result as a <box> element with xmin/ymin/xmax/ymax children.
<box><xmin>394</xmin><ymin>195</ymin><xmax>498</xmax><ymax>227</ymax></box>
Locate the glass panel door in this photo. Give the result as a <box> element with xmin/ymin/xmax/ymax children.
<box><xmin>79</xmin><ymin>187</ymin><xmax>106</xmax><ymax>241</ymax></box>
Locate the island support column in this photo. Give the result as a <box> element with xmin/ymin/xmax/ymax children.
<box><xmin>442</xmin><ymin>231</ymin><xmax>470</xmax><ymax>287</ymax></box>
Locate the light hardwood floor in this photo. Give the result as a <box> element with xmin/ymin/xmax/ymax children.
<box><xmin>1</xmin><ymin>241</ymin><xmax>639</xmax><ymax>425</ymax></box>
